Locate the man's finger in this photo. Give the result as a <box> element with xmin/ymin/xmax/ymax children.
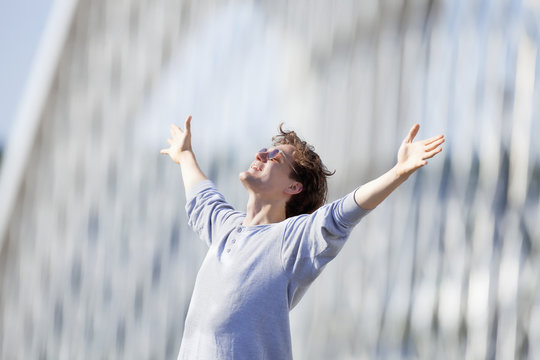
<box><xmin>405</xmin><ymin>124</ymin><xmax>420</xmax><ymax>143</ymax></box>
<box><xmin>160</xmin><ymin>148</ymin><xmax>169</xmax><ymax>155</ymax></box>
<box><xmin>425</xmin><ymin>137</ymin><xmax>444</xmax><ymax>152</ymax></box>
<box><xmin>167</xmin><ymin>138</ymin><xmax>174</xmax><ymax>145</ymax></box>
<box><xmin>171</xmin><ymin>123</ymin><xmax>183</xmax><ymax>137</ymax></box>
<box><xmin>422</xmin><ymin>146</ymin><xmax>443</xmax><ymax>160</ymax></box>
<box><xmin>185</xmin><ymin>115</ymin><xmax>192</xmax><ymax>133</ymax></box>
<box><xmin>424</xmin><ymin>134</ymin><xmax>444</xmax><ymax>145</ymax></box>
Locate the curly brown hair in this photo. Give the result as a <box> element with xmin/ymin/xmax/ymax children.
<box><xmin>272</xmin><ymin>124</ymin><xmax>335</xmax><ymax>218</ymax></box>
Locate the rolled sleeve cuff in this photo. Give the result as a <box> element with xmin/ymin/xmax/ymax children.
<box><xmin>340</xmin><ymin>188</ymin><xmax>371</xmax><ymax>226</ymax></box>
<box><xmin>186</xmin><ymin>179</ymin><xmax>215</xmax><ymax>202</ymax></box>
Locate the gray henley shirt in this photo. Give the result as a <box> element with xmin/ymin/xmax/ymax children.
<box><xmin>177</xmin><ymin>180</ymin><xmax>370</xmax><ymax>359</ymax></box>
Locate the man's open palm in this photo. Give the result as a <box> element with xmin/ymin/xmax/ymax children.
<box><xmin>160</xmin><ymin>115</ymin><xmax>193</xmax><ymax>164</ymax></box>
<box><xmin>396</xmin><ymin>124</ymin><xmax>445</xmax><ymax>177</ymax></box>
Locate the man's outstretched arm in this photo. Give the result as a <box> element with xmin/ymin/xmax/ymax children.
<box><xmin>160</xmin><ymin>115</ymin><xmax>208</xmax><ymax>194</ymax></box>
<box><xmin>354</xmin><ymin>124</ymin><xmax>444</xmax><ymax>210</ymax></box>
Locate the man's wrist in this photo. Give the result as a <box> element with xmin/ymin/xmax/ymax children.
<box><xmin>177</xmin><ymin>150</ymin><xmax>195</xmax><ymax>164</ymax></box>
<box><xmin>392</xmin><ymin>164</ymin><xmax>411</xmax><ymax>183</ymax></box>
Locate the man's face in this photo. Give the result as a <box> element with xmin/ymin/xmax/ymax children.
<box><xmin>239</xmin><ymin>144</ymin><xmax>302</xmax><ymax>199</ymax></box>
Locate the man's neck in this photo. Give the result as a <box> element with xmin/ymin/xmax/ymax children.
<box><xmin>242</xmin><ymin>193</ymin><xmax>287</xmax><ymax>226</ymax></box>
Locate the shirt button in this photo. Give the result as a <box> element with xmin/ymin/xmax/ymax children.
<box><xmin>231</xmin><ymin>239</ymin><xmax>236</xmax><ymax>244</ymax></box>
<box><xmin>237</xmin><ymin>227</ymin><xmax>242</xmax><ymax>233</ymax></box>
<box><xmin>226</xmin><ymin>249</ymin><xmax>231</xmax><ymax>253</ymax></box>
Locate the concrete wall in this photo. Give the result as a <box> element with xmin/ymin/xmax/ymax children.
<box><xmin>1</xmin><ymin>0</ymin><xmax>539</xmax><ymax>358</ymax></box>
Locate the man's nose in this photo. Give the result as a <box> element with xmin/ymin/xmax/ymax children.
<box><xmin>256</xmin><ymin>151</ymin><xmax>267</xmax><ymax>162</ymax></box>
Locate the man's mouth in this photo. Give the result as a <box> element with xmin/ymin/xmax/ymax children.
<box><xmin>250</xmin><ymin>162</ymin><xmax>263</xmax><ymax>171</ymax></box>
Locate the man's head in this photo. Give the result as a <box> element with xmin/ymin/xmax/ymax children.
<box><xmin>272</xmin><ymin>124</ymin><xmax>334</xmax><ymax>217</ymax></box>
<box><xmin>239</xmin><ymin>124</ymin><xmax>334</xmax><ymax>218</ymax></box>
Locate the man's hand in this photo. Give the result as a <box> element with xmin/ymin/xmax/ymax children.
<box><xmin>354</xmin><ymin>124</ymin><xmax>444</xmax><ymax>209</ymax></box>
<box><xmin>160</xmin><ymin>115</ymin><xmax>193</xmax><ymax>164</ymax></box>
<box><xmin>395</xmin><ymin>124</ymin><xmax>445</xmax><ymax>178</ymax></box>
<box><xmin>160</xmin><ymin>115</ymin><xmax>208</xmax><ymax>192</ymax></box>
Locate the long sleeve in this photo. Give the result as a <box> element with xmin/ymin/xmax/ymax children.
<box><xmin>185</xmin><ymin>180</ymin><xmax>245</xmax><ymax>247</ymax></box>
<box><xmin>281</xmin><ymin>188</ymin><xmax>370</xmax><ymax>308</ymax></box>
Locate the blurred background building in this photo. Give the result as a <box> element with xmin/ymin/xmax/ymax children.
<box><xmin>0</xmin><ymin>0</ymin><xmax>539</xmax><ymax>359</ymax></box>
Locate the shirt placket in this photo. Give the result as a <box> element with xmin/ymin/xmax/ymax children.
<box><xmin>226</xmin><ymin>226</ymin><xmax>243</xmax><ymax>254</ymax></box>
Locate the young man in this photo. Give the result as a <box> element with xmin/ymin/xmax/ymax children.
<box><xmin>161</xmin><ymin>116</ymin><xmax>444</xmax><ymax>359</ymax></box>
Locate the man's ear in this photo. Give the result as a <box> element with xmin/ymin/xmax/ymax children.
<box><xmin>285</xmin><ymin>182</ymin><xmax>303</xmax><ymax>195</ymax></box>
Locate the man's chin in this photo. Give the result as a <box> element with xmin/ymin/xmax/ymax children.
<box><xmin>238</xmin><ymin>170</ymin><xmax>250</xmax><ymax>184</ymax></box>
<box><xmin>238</xmin><ymin>170</ymin><xmax>258</xmax><ymax>189</ymax></box>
